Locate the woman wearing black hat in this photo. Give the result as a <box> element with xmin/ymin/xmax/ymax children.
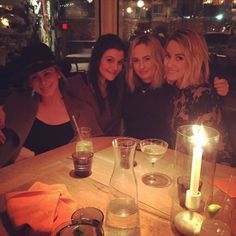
<box><xmin>0</xmin><ymin>43</ymin><xmax>103</xmax><ymax>167</ymax></box>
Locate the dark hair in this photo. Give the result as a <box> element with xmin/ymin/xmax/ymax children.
<box><xmin>87</xmin><ymin>34</ymin><xmax>127</xmax><ymax>110</ymax></box>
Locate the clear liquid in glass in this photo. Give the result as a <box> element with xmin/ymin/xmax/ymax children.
<box><xmin>105</xmin><ymin>198</ymin><xmax>140</xmax><ymax>236</ymax></box>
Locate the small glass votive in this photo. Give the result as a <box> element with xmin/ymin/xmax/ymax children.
<box><xmin>52</xmin><ymin>207</ymin><xmax>104</xmax><ymax>236</ymax></box>
<box><xmin>177</xmin><ymin>176</ymin><xmax>203</xmax><ymax>208</ymax></box>
<box><xmin>72</xmin><ymin>151</ymin><xmax>93</xmax><ymax>177</ymax></box>
<box><xmin>71</xmin><ymin>207</ymin><xmax>104</xmax><ymax>225</ymax></box>
<box><xmin>199</xmin><ymin>176</ymin><xmax>234</xmax><ymax>236</ymax></box>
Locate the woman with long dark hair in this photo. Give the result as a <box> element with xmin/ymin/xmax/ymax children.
<box><xmin>86</xmin><ymin>34</ymin><xmax>127</xmax><ymax>135</ymax></box>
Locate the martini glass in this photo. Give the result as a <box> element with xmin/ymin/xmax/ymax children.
<box><xmin>140</xmin><ymin>138</ymin><xmax>171</xmax><ymax>187</ymax></box>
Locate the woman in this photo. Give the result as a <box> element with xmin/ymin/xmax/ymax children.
<box><xmin>164</xmin><ymin>28</ymin><xmax>232</xmax><ymax>165</ymax></box>
<box><xmin>123</xmin><ymin>35</ymin><xmax>173</xmax><ymax>143</ymax></box>
<box><xmin>0</xmin><ymin>43</ymin><xmax>102</xmax><ymax>167</ymax></box>
<box><xmin>72</xmin><ymin>34</ymin><xmax>127</xmax><ymax>135</ymax></box>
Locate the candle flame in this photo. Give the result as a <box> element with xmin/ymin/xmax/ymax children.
<box><xmin>192</xmin><ymin>125</ymin><xmax>207</xmax><ymax>147</ymax></box>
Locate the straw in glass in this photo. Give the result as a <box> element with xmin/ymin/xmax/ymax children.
<box><xmin>72</xmin><ymin>115</ymin><xmax>81</xmax><ymax>139</ymax></box>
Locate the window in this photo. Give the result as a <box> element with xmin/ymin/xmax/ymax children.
<box><xmin>119</xmin><ymin>0</ymin><xmax>236</xmax><ymax>81</ymax></box>
<box><xmin>57</xmin><ymin>0</ymin><xmax>100</xmax><ymax>72</ymax></box>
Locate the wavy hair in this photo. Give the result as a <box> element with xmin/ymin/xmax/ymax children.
<box><xmin>126</xmin><ymin>34</ymin><xmax>165</xmax><ymax>92</ymax></box>
<box><xmin>165</xmin><ymin>28</ymin><xmax>209</xmax><ymax>89</ymax></box>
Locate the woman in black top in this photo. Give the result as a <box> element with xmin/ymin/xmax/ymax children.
<box><xmin>123</xmin><ymin>34</ymin><xmax>173</xmax><ymax>143</ymax></box>
<box><xmin>0</xmin><ymin>43</ymin><xmax>102</xmax><ymax>167</ymax></box>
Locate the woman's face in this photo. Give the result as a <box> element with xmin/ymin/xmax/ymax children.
<box><xmin>29</xmin><ymin>66</ymin><xmax>61</xmax><ymax>97</ymax></box>
<box><xmin>164</xmin><ymin>40</ymin><xmax>188</xmax><ymax>84</ymax></box>
<box><xmin>131</xmin><ymin>43</ymin><xmax>156</xmax><ymax>84</ymax></box>
<box><xmin>99</xmin><ymin>49</ymin><xmax>125</xmax><ymax>82</ymax></box>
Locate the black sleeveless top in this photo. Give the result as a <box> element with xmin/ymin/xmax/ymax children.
<box><xmin>24</xmin><ymin>118</ymin><xmax>74</xmax><ymax>155</ymax></box>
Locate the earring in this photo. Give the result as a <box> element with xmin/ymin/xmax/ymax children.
<box><xmin>31</xmin><ymin>89</ymin><xmax>35</xmax><ymax>97</ymax></box>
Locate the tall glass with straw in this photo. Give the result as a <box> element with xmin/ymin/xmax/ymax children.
<box><xmin>72</xmin><ymin>115</ymin><xmax>93</xmax><ymax>152</ymax></box>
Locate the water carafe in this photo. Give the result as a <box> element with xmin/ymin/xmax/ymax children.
<box><xmin>105</xmin><ymin>138</ymin><xmax>140</xmax><ymax>236</ymax></box>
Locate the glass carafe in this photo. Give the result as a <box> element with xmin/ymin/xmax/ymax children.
<box><xmin>105</xmin><ymin>138</ymin><xmax>140</xmax><ymax>236</ymax></box>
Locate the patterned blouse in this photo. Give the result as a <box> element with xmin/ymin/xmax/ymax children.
<box><xmin>170</xmin><ymin>82</ymin><xmax>233</xmax><ymax>165</ymax></box>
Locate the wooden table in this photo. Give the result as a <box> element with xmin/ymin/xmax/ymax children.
<box><xmin>0</xmin><ymin>137</ymin><xmax>235</xmax><ymax>236</ymax></box>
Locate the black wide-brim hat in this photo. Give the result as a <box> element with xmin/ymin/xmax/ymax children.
<box><xmin>20</xmin><ymin>43</ymin><xmax>58</xmax><ymax>78</ymax></box>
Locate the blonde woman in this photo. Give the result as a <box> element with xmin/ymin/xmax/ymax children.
<box><xmin>123</xmin><ymin>34</ymin><xmax>173</xmax><ymax>142</ymax></box>
<box><xmin>164</xmin><ymin>28</ymin><xmax>232</xmax><ymax>165</ymax></box>
<box><xmin>126</xmin><ymin>34</ymin><xmax>166</xmax><ymax>92</ymax></box>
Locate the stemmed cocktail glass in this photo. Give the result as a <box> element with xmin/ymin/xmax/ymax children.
<box><xmin>140</xmin><ymin>138</ymin><xmax>171</xmax><ymax>188</ymax></box>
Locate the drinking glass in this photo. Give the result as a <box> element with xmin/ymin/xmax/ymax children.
<box><xmin>199</xmin><ymin>175</ymin><xmax>234</xmax><ymax>236</ymax></box>
<box><xmin>72</xmin><ymin>151</ymin><xmax>93</xmax><ymax>177</ymax></box>
<box><xmin>75</xmin><ymin>127</ymin><xmax>93</xmax><ymax>152</ymax></box>
<box><xmin>140</xmin><ymin>138</ymin><xmax>170</xmax><ymax>187</ymax></box>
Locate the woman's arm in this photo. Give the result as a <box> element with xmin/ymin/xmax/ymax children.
<box><xmin>14</xmin><ymin>147</ymin><xmax>35</xmax><ymax>162</ymax></box>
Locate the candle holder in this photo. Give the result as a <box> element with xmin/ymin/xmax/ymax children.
<box><xmin>171</xmin><ymin>125</ymin><xmax>219</xmax><ymax>236</ymax></box>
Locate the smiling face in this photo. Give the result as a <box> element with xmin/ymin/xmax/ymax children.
<box><xmin>99</xmin><ymin>48</ymin><xmax>125</xmax><ymax>82</ymax></box>
<box><xmin>28</xmin><ymin>66</ymin><xmax>61</xmax><ymax>97</ymax></box>
<box><xmin>164</xmin><ymin>40</ymin><xmax>188</xmax><ymax>85</ymax></box>
<box><xmin>131</xmin><ymin>43</ymin><xmax>156</xmax><ymax>84</ymax></box>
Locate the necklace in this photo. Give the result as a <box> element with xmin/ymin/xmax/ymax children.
<box><xmin>141</xmin><ymin>87</ymin><xmax>150</xmax><ymax>94</ymax></box>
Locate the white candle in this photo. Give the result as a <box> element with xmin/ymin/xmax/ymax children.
<box><xmin>190</xmin><ymin>146</ymin><xmax>203</xmax><ymax>195</ymax></box>
<box><xmin>189</xmin><ymin>125</ymin><xmax>206</xmax><ymax>195</ymax></box>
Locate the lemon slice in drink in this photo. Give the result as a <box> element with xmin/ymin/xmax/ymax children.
<box><xmin>207</xmin><ymin>204</ymin><xmax>222</xmax><ymax>217</ymax></box>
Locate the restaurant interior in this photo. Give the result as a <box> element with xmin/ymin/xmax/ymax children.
<box><xmin>0</xmin><ymin>0</ymin><xmax>236</xmax><ymax>236</ymax></box>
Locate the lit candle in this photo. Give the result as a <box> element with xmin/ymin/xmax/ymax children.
<box><xmin>190</xmin><ymin>146</ymin><xmax>203</xmax><ymax>194</ymax></box>
<box><xmin>189</xmin><ymin>125</ymin><xmax>206</xmax><ymax>195</ymax></box>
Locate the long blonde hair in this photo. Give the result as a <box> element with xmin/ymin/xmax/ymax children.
<box><xmin>126</xmin><ymin>34</ymin><xmax>165</xmax><ymax>92</ymax></box>
<box><xmin>165</xmin><ymin>28</ymin><xmax>209</xmax><ymax>89</ymax></box>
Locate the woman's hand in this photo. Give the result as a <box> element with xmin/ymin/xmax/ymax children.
<box><xmin>0</xmin><ymin>106</ymin><xmax>6</xmax><ymax>144</ymax></box>
<box><xmin>214</xmin><ymin>77</ymin><xmax>229</xmax><ymax>97</ymax></box>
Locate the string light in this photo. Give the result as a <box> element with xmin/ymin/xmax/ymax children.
<box><xmin>137</xmin><ymin>0</ymin><xmax>144</xmax><ymax>8</ymax></box>
<box><xmin>1</xmin><ymin>17</ymin><xmax>10</xmax><ymax>27</ymax></box>
<box><xmin>126</xmin><ymin>7</ymin><xmax>133</xmax><ymax>14</ymax></box>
